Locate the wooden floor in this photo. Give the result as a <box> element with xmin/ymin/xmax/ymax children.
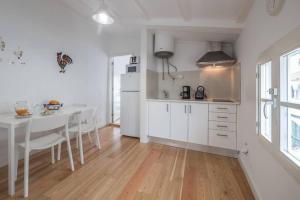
<box><xmin>0</xmin><ymin>126</ymin><xmax>254</xmax><ymax>200</ymax></box>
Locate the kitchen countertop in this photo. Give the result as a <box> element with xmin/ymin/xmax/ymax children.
<box><xmin>146</xmin><ymin>98</ymin><xmax>240</xmax><ymax>105</ymax></box>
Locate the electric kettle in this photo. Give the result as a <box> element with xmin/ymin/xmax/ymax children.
<box><xmin>195</xmin><ymin>86</ymin><xmax>205</xmax><ymax>100</ymax></box>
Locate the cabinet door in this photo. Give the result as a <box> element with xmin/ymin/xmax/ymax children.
<box><xmin>148</xmin><ymin>101</ymin><xmax>170</xmax><ymax>139</ymax></box>
<box><xmin>170</xmin><ymin>103</ymin><xmax>188</xmax><ymax>142</ymax></box>
<box><xmin>188</xmin><ymin>103</ymin><xmax>208</xmax><ymax>145</ymax></box>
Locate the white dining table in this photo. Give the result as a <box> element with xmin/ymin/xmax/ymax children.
<box><xmin>0</xmin><ymin>106</ymin><xmax>93</xmax><ymax>196</ymax></box>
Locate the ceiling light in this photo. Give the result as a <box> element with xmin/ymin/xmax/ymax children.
<box><xmin>92</xmin><ymin>0</ymin><xmax>114</xmax><ymax>25</ymax></box>
<box><xmin>93</xmin><ymin>11</ymin><xmax>114</xmax><ymax>25</ymax></box>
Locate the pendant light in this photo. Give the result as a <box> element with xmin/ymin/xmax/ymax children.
<box><xmin>92</xmin><ymin>0</ymin><xmax>114</xmax><ymax>25</ymax></box>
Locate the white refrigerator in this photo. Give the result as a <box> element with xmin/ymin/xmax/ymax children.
<box><xmin>120</xmin><ymin>73</ymin><xmax>140</xmax><ymax>137</ymax></box>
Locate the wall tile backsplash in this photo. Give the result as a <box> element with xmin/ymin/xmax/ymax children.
<box><xmin>147</xmin><ymin>64</ymin><xmax>240</xmax><ymax>101</ymax></box>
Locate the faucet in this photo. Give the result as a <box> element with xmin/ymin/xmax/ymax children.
<box><xmin>162</xmin><ymin>90</ymin><xmax>169</xmax><ymax>99</ymax></box>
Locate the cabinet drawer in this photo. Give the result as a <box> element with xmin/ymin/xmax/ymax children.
<box><xmin>209</xmin><ymin>121</ymin><xmax>236</xmax><ymax>132</ymax></box>
<box><xmin>209</xmin><ymin>112</ymin><xmax>236</xmax><ymax>123</ymax></box>
<box><xmin>209</xmin><ymin>130</ymin><xmax>236</xmax><ymax>150</ymax></box>
<box><xmin>209</xmin><ymin>104</ymin><xmax>236</xmax><ymax>113</ymax></box>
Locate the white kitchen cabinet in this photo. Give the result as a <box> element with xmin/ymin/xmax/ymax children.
<box><xmin>170</xmin><ymin>103</ymin><xmax>189</xmax><ymax>142</ymax></box>
<box><xmin>208</xmin><ymin>104</ymin><xmax>237</xmax><ymax>150</ymax></box>
<box><xmin>188</xmin><ymin>103</ymin><xmax>208</xmax><ymax>145</ymax></box>
<box><xmin>147</xmin><ymin>100</ymin><xmax>238</xmax><ymax>151</ymax></box>
<box><xmin>148</xmin><ymin>101</ymin><xmax>170</xmax><ymax>139</ymax></box>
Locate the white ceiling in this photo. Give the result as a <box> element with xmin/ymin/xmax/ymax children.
<box><xmin>61</xmin><ymin>0</ymin><xmax>254</xmax><ymax>41</ymax></box>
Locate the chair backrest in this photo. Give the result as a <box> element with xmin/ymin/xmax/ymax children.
<box><xmin>23</xmin><ymin>114</ymin><xmax>69</xmax><ymax>148</ymax></box>
<box><xmin>30</xmin><ymin>114</ymin><xmax>69</xmax><ymax>133</ymax></box>
<box><xmin>80</xmin><ymin>108</ymin><xmax>95</xmax><ymax>124</ymax></box>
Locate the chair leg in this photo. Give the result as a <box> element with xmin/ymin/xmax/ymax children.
<box><xmin>88</xmin><ymin>132</ymin><xmax>92</xmax><ymax>144</ymax></box>
<box><xmin>57</xmin><ymin>143</ymin><xmax>61</xmax><ymax>161</ymax></box>
<box><xmin>76</xmin><ymin>134</ymin><xmax>79</xmax><ymax>149</ymax></box>
<box><xmin>51</xmin><ymin>146</ymin><xmax>55</xmax><ymax>164</ymax></box>
<box><xmin>57</xmin><ymin>131</ymin><xmax>63</xmax><ymax>161</ymax></box>
<box><xmin>78</xmin><ymin>131</ymin><xmax>84</xmax><ymax>165</ymax></box>
<box><xmin>65</xmin><ymin>135</ymin><xmax>75</xmax><ymax>172</ymax></box>
<box><xmin>94</xmin><ymin>128</ymin><xmax>101</xmax><ymax>149</ymax></box>
<box><xmin>14</xmin><ymin>148</ymin><xmax>19</xmax><ymax>181</ymax></box>
<box><xmin>24</xmin><ymin>149</ymin><xmax>30</xmax><ymax>198</ymax></box>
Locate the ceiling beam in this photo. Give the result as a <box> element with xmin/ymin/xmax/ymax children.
<box><xmin>176</xmin><ymin>0</ymin><xmax>191</xmax><ymax>21</ymax></box>
<box><xmin>236</xmin><ymin>0</ymin><xmax>255</xmax><ymax>23</ymax></box>
<box><xmin>131</xmin><ymin>0</ymin><xmax>151</xmax><ymax>20</ymax></box>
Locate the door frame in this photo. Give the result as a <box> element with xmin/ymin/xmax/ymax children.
<box><xmin>108</xmin><ymin>54</ymin><xmax>132</xmax><ymax>125</ymax></box>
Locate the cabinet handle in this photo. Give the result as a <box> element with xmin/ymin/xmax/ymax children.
<box><xmin>217</xmin><ymin>125</ymin><xmax>228</xmax><ymax>128</ymax></box>
<box><xmin>217</xmin><ymin>133</ymin><xmax>228</xmax><ymax>137</ymax></box>
<box><xmin>217</xmin><ymin>116</ymin><xmax>228</xmax><ymax>119</ymax></box>
<box><xmin>184</xmin><ymin>105</ymin><xmax>187</xmax><ymax>113</ymax></box>
<box><xmin>166</xmin><ymin>104</ymin><xmax>169</xmax><ymax>112</ymax></box>
<box><xmin>217</xmin><ymin>107</ymin><xmax>228</xmax><ymax>110</ymax></box>
<box><xmin>189</xmin><ymin>105</ymin><xmax>191</xmax><ymax>113</ymax></box>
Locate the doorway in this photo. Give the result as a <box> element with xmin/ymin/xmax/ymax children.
<box><xmin>111</xmin><ymin>55</ymin><xmax>131</xmax><ymax>125</ymax></box>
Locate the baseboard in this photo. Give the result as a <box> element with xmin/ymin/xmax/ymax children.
<box><xmin>238</xmin><ymin>156</ymin><xmax>261</xmax><ymax>200</ymax></box>
<box><xmin>149</xmin><ymin>136</ymin><xmax>239</xmax><ymax>158</ymax></box>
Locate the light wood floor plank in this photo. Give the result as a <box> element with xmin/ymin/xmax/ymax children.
<box><xmin>0</xmin><ymin>126</ymin><xmax>254</xmax><ymax>200</ymax></box>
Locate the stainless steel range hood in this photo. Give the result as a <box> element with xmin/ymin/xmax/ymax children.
<box><xmin>196</xmin><ymin>42</ymin><xmax>236</xmax><ymax>67</ymax></box>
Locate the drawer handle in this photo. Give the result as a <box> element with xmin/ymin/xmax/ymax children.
<box><xmin>217</xmin><ymin>116</ymin><xmax>228</xmax><ymax>119</ymax></box>
<box><xmin>217</xmin><ymin>107</ymin><xmax>228</xmax><ymax>110</ymax></box>
<box><xmin>217</xmin><ymin>133</ymin><xmax>228</xmax><ymax>137</ymax></box>
<box><xmin>217</xmin><ymin>125</ymin><xmax>228</xmax><ymax>128</ymax></box>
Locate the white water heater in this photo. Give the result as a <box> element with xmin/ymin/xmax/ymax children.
<box><xmin>154</xmin><ymin>31</ymin><xmax>174</xmax><ymax>58</ymax></box>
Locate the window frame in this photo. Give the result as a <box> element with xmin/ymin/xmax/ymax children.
<box><xmin>255</xmin><ymin>27</ymin><xmax>300</xmax><ymax>184</ymax></box>
<box><xmin>279</xmin><ymin>48</ymin><xmax>300</xmax><ymax>167</ymax></box>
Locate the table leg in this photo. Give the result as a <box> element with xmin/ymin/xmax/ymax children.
<box><xmin>8</xmin><ymin>125</ymin><xmax>15</xmax><ymax>196</ymax></box>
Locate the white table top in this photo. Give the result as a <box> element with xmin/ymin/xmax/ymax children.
<box><xmin>0</xmin><ymin>106</ymin><xmax>94</xmax><ymax>128</ymax></box>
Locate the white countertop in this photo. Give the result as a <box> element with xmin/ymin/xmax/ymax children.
<box><xmin>146</xmin><ymin>98</ymin><xmax>240</xmax><ymax>105</ymax></box>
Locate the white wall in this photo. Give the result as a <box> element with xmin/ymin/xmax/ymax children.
<box><xmin>155</xmin><ymin>40</ymin><xmax>207</xmax><ymax>72</ymax></box>
<box><xmin>236</xmin><ymin>0</ymin><xmax>300</xmax><ymax>199</ymax></box>
<box><xmin>107</xmin><ymin>36</ymin><xmax>140</xmax><ymax>57</ymax></box>
<box><xmin>0</xmin><ymin>0</ymin><xmax>109</xmax><ymax>166</ymax></box>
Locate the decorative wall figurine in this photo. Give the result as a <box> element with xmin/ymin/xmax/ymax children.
<box><xmin>0</xmin><ymin>37</ymin><xmax>5</xmax><ymax>51</ymax></box>
<box><xmin>57</xmin><ymin>52</ymin><xmax>73</xmax><ymax>73</ymax></box>
<box><xmin>0</xmin><ymin>37</ymin><xmax>5</xmax><ymax>63</ymax></box>
<box><xmin>10</xmin><ymin>46</ymin><xmax>26</xmax><ymax>65</ymax></box>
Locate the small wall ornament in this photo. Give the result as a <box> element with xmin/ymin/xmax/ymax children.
<box><xmin>57</xmin><ymin>52</ymin><xmax>73</xmax><ymax>73</ymax></box>
<box><xmin>10</xmin><ymin>46</ymin><xmax>26</xmax><ymax>65</ymax></box>
<box><xmin>0</xmin><ymin>37</ymin><xmax>5</xmax><ymax>51</ymax></box>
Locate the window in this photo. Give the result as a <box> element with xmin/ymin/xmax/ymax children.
<box><xmin>257</xmin><ymin>61</ymin><xmax>272</xmax><ymax>142</ymax></box>
<box><xmin>280</xmin><ymin>48</ymin><xmax>300</xmax><ymax>166</ymax></box>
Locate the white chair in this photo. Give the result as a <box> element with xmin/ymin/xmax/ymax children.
<box><xmin>58</xmin><ymin>108</ymin><xmax>100</xmax><ymax>165</ymax></box>
<box><xmin>15</xmin><ymin>114</ymin><xmax>74</xmax><ymax>198</ymax></box>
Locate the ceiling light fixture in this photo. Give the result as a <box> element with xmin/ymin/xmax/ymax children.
<box><xmin>92</xmin><ymin>0</ymin><xmax>114</xmax><ymax>25</ymax></box>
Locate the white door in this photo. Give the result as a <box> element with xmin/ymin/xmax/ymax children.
<box><xmin>188</xmin><ymin>103</ymin><xmax>208</xmax><ymax>145</ymax></box>
<box><xmin>148</xmin><ymin>101</ymin><xmax>170</xmax><ymax>139</ymax></box>
<box><xmin>120</xmin><ymin>92</ymin><xmax>140</xmax><ymax>137</ymax></box>
<box><xmin>170</xmin><ymin>103</ymin><xmax>188</xmax><ymax>142</ymax></box>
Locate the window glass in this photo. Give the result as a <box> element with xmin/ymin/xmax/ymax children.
<box><xmin>281</xmin><ymin>48</ymin><xmax>300</xmax><ymax>166</ymax></box>
<box><xmin>261</xmin><ymin>101</ymin><xmax>272</xmax><ymax>142</ymax></box>
<box><xmin>286</xmin><ymin>49</ymin><xmax>300</xmax><ymax>103</ymax></box>
<box><xmin>258</xmin><ymin>61</ymin><xmax>272</xmax><ymax>142</ymax></box>
<box><xmin>281</xmin><ymin>107</ymin><xmax>300</xmax><ymax>166</ymax></box>
<box><xmin>260</xmin><ymin>62</ymin><xmax>272</xmax><ymax>100</ymax></box>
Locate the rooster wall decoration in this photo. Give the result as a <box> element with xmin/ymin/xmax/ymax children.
<box><xmin>57</xmin><ymin>52</ymin><xmax>73</xmax><ymax>73</ymax></box>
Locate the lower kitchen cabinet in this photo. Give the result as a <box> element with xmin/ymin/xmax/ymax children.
<box><xmin>147</xmin><ymin>100</ymin><xmax>237</xmax><ymax>151</ymax></box>
<box><xmin>147</xmin><ymin>101</ymin><xmax>170</xmax><ymax>139</ymax></box>
<box><xmin>188</xmin><ymin>103</ymin><xmax>208</xmax><ymax>145</ymax></box>
<box><xmin>170</xmin><ymin>102</ymin><xmax>188</xmax><ymax>142</ymax></box>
